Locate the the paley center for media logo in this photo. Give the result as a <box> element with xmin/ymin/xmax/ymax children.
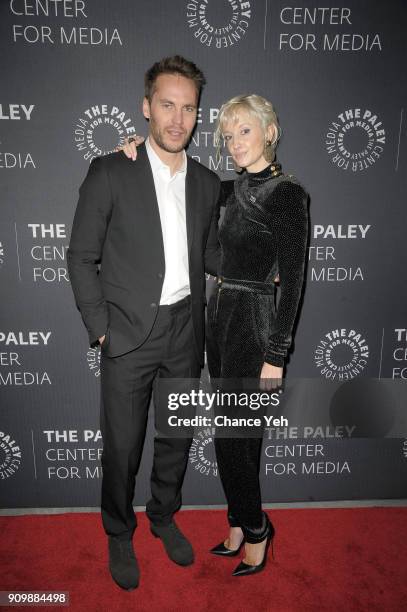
<box><xmin>325</xmin><ymin>108</ymin><xmax>385</xmax><ymax>172</ymax></box>
<box><xmin>0</xmin><ymin>431</ymin><xmax>22</xmax><ymax>479</ymax></box>
<box><xmin>189</xmin><ymin>429</ymin><xmax>218</xmax><ymax>477</ymax></box>
<box><xmin>186</xmin><ymin>0</ymin><xmax>252</xmax><ymax>48</ymax></box>
<box><xmin>314</xmin><ymin>328</ymin><xmax>369</xmax><ymax>380</ymax></box>
<box><xmin>74</xmin><ymin>104</ymin><xmax>136</xmax><ymax>162</ymax></box>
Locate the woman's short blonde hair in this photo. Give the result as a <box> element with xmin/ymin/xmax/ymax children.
<box><xmin>214</xmin><ymin>94</ymin><xmax>281</xmax><ymax>164</ymax></box>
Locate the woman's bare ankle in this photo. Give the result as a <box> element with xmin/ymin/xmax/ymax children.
<box><xmin>225</xmin><ymin>527</ymin><xmax>244</xmax><ymax>550</ymax></box>
<box><xmin>243</xmin><ymin>539</ymin><xmax>267</xmax><ymax>566</ymax></box>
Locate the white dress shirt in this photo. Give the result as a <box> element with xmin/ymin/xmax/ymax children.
<box><xmin>145</xmin><ymin>137</ymin><xmax>190</xmax><ymax>305</ymax></box>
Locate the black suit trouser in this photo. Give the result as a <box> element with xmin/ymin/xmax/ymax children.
<box><xmin>99</xmin><ymin>296</ymin><xmax>200</xmax><ymax>540</ymax></box>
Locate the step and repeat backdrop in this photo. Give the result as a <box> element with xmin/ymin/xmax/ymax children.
<box><xmin>1</xmin><ymin>0</ymin><xmax>407</xmax><ymax>509</ymax></box>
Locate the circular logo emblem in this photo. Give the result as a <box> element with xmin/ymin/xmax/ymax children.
<box><xmin>189</xmin><ymin>429</ymin><xmax>218</xmax><ymax>477</ymax></box>
<box><xmin>325</xmin><ymin>108</ymin><xmax>385</xmax><ymax>172</ymax></box>
<box><xmin>86</xmin><ymin>346</ymin><xmax>101</xmax><ymax>378</ymax></box>
<box><xmin>74</xmin><ymin>104</ymin><xmax>136</xmax><ymax>161</ymax></box>
<box><xmin>186</xmin><ymin>0</ymin><xmax>252</xmax><ymax>48</ymax></box>
<box><xmin>314</xmin><ymin>328</ymin><xmax>369</xmax><ymax>380</ymax></box>
<box><xmin>0</xmin><ymin>431</ymin><xmax>22</xmax><ymax>479</ymax></box>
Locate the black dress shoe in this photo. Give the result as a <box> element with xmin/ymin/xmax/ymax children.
<box><xmin>151</xmin><ymin>521</ymin><xmax>194</xmax><ymax>566</ymax></box>
<box><xmin>108</xmin><ymin>537</ymin><xmax>139</xmax><ymax>590</ymax></box>
<box><xmin>210</xmin><ymin>538</ymin><xmax>245</xmax><ymax>557</ymax></box>
<box><xmin>232</xmin><ymin>522</ymin><xmax>275</xmax><ymax>577</ymax></box>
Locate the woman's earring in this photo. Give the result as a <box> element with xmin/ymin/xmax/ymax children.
<box><xmin>264</xmin><ymin>137</ymin><xmax>273</xmax><ymax>162</ymax></box>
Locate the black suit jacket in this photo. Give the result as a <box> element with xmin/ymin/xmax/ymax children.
<box><xmin>67</xmin><ymin>143</ymin><xmax>221</xmax><ymax>364</ymax></box>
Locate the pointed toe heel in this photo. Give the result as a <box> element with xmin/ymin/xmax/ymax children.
<box><xmin>210</xmin><ymin>539</ymin><xmax>244</xmax><ymax>557</ymax></box>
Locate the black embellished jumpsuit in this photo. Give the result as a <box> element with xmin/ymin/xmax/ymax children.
<box><xmin>206</xmin><ymin>163</ymin><xmax>308</xmax><ymax>541</ymax></box>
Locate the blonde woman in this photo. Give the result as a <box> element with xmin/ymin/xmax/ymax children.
<box><xmin>206</xmin><ymin>94</ymin><xmax>308</xmax><ymax>576</ymax></box>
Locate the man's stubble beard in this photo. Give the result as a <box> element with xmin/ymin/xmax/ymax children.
<box><xmin>149</xmin><ymin>118</ymin><xmax>192</xmax><ymax>154</ymax></box>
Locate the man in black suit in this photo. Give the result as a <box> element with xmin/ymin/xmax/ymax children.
<box><xmin>67</xmin><ymin>56</ymin><xmax>220</xmax><ymax>590</ymax></box>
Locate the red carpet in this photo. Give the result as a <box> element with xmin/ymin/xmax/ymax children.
<box><xmin>1</xmin><ymin>508</ymin><xmax>406</xmax><ymax>611</ymax></box>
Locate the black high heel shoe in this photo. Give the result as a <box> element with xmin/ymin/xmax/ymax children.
<box><xmin>210</xmin><ymin>512</ymin><xmax>244</xmax><ymax>557</ymax></box>
<box><xmin>210</xmin><ymin>537</ymin><xmax>245</xmax><ymax>557</ymax></box>
<box><xmin>232</xmin><ymin>519</ymin><xmax>275</xmax><ymax>576</ymax></box>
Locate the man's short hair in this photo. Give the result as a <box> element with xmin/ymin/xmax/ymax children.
<box><xmin>144</xmin><ymin>55</ymin><xmax>206</xmax><ymax>102</ymax></box>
